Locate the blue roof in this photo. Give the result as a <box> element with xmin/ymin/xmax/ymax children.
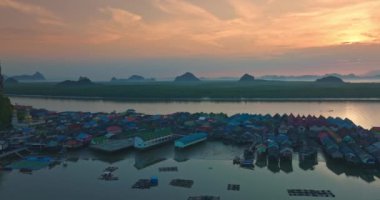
<box><xmin>176</xmin><ymin>133</ymin><xmax>207</xmax><ymax>145</ymax></box>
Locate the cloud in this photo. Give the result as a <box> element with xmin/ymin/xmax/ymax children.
<box><xmin>0</xmin><ymin>0</ymin><xmax>64</xmax><ymax>26</ymax></box>
<box><xmin>1</xmin><ymin>0</ymin><xmax>380</xmax><ymax>59</ymax></box>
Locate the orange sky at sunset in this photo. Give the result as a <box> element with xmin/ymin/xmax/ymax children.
<box><xmin>1</xmin><ymin>0</ymin><xmax>380</xmax><ymax>79</ymax></box>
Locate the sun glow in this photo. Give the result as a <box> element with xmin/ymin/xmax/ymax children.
<box><xmin>340</xmin><ymin>33</ymin><xmax>369</xmax><ymax>44</ymax></box>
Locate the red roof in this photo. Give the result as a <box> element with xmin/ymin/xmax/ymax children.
<box><xmin>107</xmin><ymin>126</ymin><xmax>122</xmax><ymax>134</ymax></box>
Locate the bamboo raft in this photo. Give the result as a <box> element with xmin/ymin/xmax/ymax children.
<box><xmin>159</xmin><ymin>166</ymin><xmax>178</xmax><ymax>172</ymax></box>
<box><xmin>170</xmin><ymin>179</ymin><xmax>194</xmax><ymax>188</ymax></box>
<box><xmin>288</xmin><ymin>189</ymin><xmax>335</xmax><ymax>198</ymax></box>
<box><xmin>227</xmin><ymin>184</ymin><xmax>240</xmax><ymax>191</ymax></box>
<box><xmin>187</xmin><ymin>196</ymin><xmax>220</xmax><ymax>200</ymax></box>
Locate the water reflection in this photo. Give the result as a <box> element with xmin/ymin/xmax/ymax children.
<box><xmin>267</xmin><ymin>162</ymin><xmax>280</xmax><ymax>173</ymax></box>
<box><xmin>134</xmin><ymin>146</ymin><xmax>172</xmax><ymax>170</ymax></box>
<box><xmin>324</xmin><ymin>155</ymin><xmax>380</xmax><ymax>183</ymax></box>
<box><xmin>255</xmin><ymin>158</ymin><xmax>267</xmax><ymax>168</ymax></box>
<box><xmin>4</xmin><ymin>142</ymin><xmax>378</xmax><ymax>185</ymax></box>
<box><xmin>280</xmin><ymin>160</ymin><xmax>293</xmax><ymax>173</ymax></box>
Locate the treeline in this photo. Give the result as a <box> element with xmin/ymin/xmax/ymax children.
<box><xmin>0</xmin><ymin>95</ymin><xmax>12</xmax><ymax>130</ymax></box>
<box><xmin>4</xmin><ymin>81</ymin><xmax>380</xmax><ymax>100</ymax></box>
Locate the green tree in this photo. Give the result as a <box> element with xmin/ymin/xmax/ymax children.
<box><xmin>0</xmin><ymin>95</ymin><xmax>12</xmax><ymax>130</ymax></box>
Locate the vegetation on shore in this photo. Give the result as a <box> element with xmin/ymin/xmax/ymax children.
<box><xmin>0</xmin><ymin>95</ymin><xmax>13</xmax><ymax>130</ymax></box>
<box><xmin>4</xmin><ymin>81</ymin><xmax>380</xmax><ymax>100</ymax></box>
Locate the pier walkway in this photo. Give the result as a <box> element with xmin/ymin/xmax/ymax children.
<box><xmin>0</xmin><ymin>147</ymin><xmax>31</xmax><ymax>159</ymax></box>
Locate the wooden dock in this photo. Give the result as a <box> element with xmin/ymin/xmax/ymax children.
<box><xmin>0</xmin><ymin>148</ymin><xmax>31</xmax><ymax>159</ymax></box>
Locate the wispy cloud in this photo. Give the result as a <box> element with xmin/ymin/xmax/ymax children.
<box><xmin>0</xmin><ymin>0</ymin><xmax>65</xmax><ymax>26</ymax></box>
<box><xmin>1</xmin><ymin>0</ymin><xmax>380</xmax><ymax>59</ymax></box>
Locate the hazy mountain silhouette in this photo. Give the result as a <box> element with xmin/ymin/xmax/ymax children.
<box><xmin>239</xmin><ymin>74</ymin><xmax>255</xmax><ymax>82</ymax></box>
<box><xmin>316</xmin><ymin>76</ymin><xmax>344</xmax><ymax>83</ymax></box>
<box><xmin>111</xmin><ymin>75</ymin><xmax>155</xmax><ymax>82</ymax></box>
<box><xmin>174</xmin><ymin>72</ymin><xmax>200</xmax><ymax>82</ymax></box>
<box><xmin>11</xmin><ymin>72</ymin><xmax>45</xmax><ymax>81</ymax></box>
<box><xmin>57</xmin><ymin>76</ymin><xmax>94</xmax><ymax>86</ymax></box>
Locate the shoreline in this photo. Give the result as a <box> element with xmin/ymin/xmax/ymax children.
<box><xmin>7</xmin><ymin>94</ymin><xmax>380</xmax><ymax>102</ymax></box>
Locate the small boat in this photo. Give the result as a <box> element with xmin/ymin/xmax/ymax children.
<box><xmin>104</xmin><ymin>166</ymin><xmax>119</xmax><ymax>172</ymax></box>
<box><xmin>240</xmin><ymin>148</ymin><xmax>255</xmax><ymax>168</ymax></box>
<box><xmin>233</xmin><ymin>156</ymin><xmax>240</xmax><ymax>165</ymax></box>
<box><xmin>98</xmin><ymin>171</ymin><xmax>119</xmax><ymax>181</ymax></box>
<box><xmin>19</xmin><ymin>168</ymin><xmax>32</xmax><ymax>174</ymax></box>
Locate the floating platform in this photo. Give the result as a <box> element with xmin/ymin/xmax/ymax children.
<box><xmin>132</xmin><ymin>179</ymin><xmax>152</xmax><ymax>189</ymax></box>
<box><xmin>7</xmin><ymin>156</ymin><xmax>54</xmax><ymax>171</ymax></box>
<box><xmin>188</xmin><ymin>196</ymin><xmax>220</xmax><ymax>200</ymax></box>
<box><xmin>159</xmin><ymin>166</ymin><xmax>178</xmax><ymax>172</ymax></box>
<box><xmin>227</xmin><ymin>184</ymin><xmax>240</xmax><ymax>191</ymax></box>
<box><xmin>175</xmin><ymin>133</ymin><xmax>207</xmax><ymax>149</ymax></box>
<box><xmin>170</xmin><ymin>179</ymin><xmax>194</xmax><ymax>188</ymax></box>
<box><xmin>90</xmin><ymin>139</ymin><xmax>133</xmax><ymax>153</ymax></box>
<box><xmin>132</xmin><ymin>177</ymin><xmax>159</xmax><ymax>189</ymax></box>
<box><xmin>98</xmin><ymin>175</ymin><xmax>119</xmax><ymax>181</ymax></box>
<box><xmin>0</xmin><ymin>147</ymin><xmax>31</xmax><ymax>159</ymax></box>
<box><xmin>288</xmin><ymin>189</ymin><xmax>335</xmax><ymax>198</ymax></box>
<box><xmin>103</xmin><ymin>166</ymin><xmax>118</xmax><ymax>172</ymax></box>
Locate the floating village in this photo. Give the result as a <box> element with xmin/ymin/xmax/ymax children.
<box><xmin>1</xmin><ymin>105</ymin><xmax>380</xmax><ymax>199</ymax></box>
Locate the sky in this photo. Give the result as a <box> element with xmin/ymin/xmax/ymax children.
<box><xmin>1</xmin><ymin>0</ymin><xmax>380</xmax><ymax>80</ymax></box>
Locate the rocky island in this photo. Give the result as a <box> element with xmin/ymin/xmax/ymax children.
<box><xmin>174</xmin><ymin>72</ymin><xmax>200</xmax><ymax>82</ymax></box>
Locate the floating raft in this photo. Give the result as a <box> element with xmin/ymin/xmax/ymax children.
<box><xmin>98</xmin><ymin>176</ymin><xmax>119</xmax><ymax>181</ymax></box>
<box><xmin>103</xmin><ymin>166</ymin><xmax>118</xmax><ymax>172</ymax></box>
<box><xmin>159</xmin><ymin>166</ymin><xmax>178</xmax><ymax>172</ymax></box>
<box><xmin>170</xmin><ymin>179</ymin><xmax>194</xmax><ymax>188</ymax></box>
<box><xmin>187</xmin><ymin>196</ymin><xmax>220</xmax><ymax>200</ymax></box>
<box><xmin>132</xmin><ymin>178</ymin><xmax>158</xmax><ymax>189</ymax></box>
<box><xmin>288</xmin><ymin>189</ymin><xmax>335</xmax><ymax>198</ymax></box>
<box><xmin>132</xmin><ymin>179</ymin><xmax>152</xmax><ymax>189</ymax></box>
<box><xmin>227</xmin><ymin>184</ymin><xmax>240</xmax><ymax>191</ymax></box>
<box><xmin>8</xmin><ymin>156</ymin><xmax>54</xmax><ymax>171</ymax></box>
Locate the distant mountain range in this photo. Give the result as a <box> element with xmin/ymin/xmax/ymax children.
<box><xmin>111</xmin><ymin>75</ymin><xmax>155</xmax><ymax>82</ymax></box>
<box><xmin>6</xmin><ymin>72</ymin><xmax>46</xmax><ymax>81</ymax></box>
<box><xmin>57</xmin><ymin>77</ymin><xmax>94</xmax><ymax>86</ymax></box>
<box><xmin>260</xmin><ymin>73</ymin><xmax>380</xmax><ymax>81</ymax></box>
<box><xmin>4</xmin><ymin>70</ymin><xmax>380</xmax><ymax>82</ymax></box>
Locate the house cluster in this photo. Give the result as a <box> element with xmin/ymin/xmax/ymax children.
<box><xmin>1</xmin><ymin>105</ymin><xmax>380</xmax><ymax>167</ymax></box>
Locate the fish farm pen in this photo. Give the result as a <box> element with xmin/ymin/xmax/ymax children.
<box><xmin>288</xmin><ymin>189</ymin><xmax>336</xmax><ymax>198</ymax></box>
<box><xmin>170</xmin><ymin>179</ymin><xmax>194</xmax><ymax>188</ymax></box>
<box><xmin>159</xmin><ymin>166</ymin><xmax>178</xmax><ymax>172</ymax></box>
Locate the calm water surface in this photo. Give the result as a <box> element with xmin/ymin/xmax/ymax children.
<box><xmin>3</xmin><ymin>97</ymin><xmax>380</xmax><ymax>200</ymax></box>
<box><xmin>1</xmin><ymin>142</ymin><xmax>380</xmax><ymax>200</ymax></box>
<box><xmin>9</xmin><ymin>96</ymin><xmax>380</xmax><ymax>129</ymax></box>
